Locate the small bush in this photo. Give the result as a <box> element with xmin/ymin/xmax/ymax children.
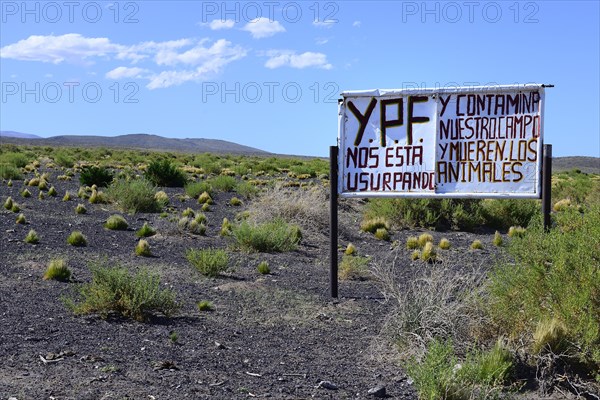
<box><xmin>135</xmin><ymin>239</ymin><xmax>151</xmax><ymax>256</ymax></box>
<box><xmin>232</xmin><ymin>219</ymin><xmax>301</xmax><ymax>253</ymax></box>
<box><xmin>411</xmin><ymin>250</ymin><xmax>421</xmax><ymax>260</ymax></box>
<box><xmin>185</xmin><ymin>181</ymin><xmax>212</xmax><ymax>198</ymax></box>
<box><xmin>4</xmin><ymin>196</ymin><xmax>13</xmax><ymax>210</ymax></box>
<box><xmin>154</xmin><ymin>190</ymin><xmax>169</xmax><ymax>206</ymax></box>
<box><xmin>16</xmin><ymin>213</ymin><xmax>26</xmax><ymax>224</ymax></box>
<box><xmin>470</xmin><ymin>239</ymin><xmax>483</xmax><ymax>250</ymax></box>
<box><xmin>220</xmin><ymin>218</ymin><xmax>232</xmax><ymax>236</ymax></box>
<box><xmin>75</xmin><ymin>203</ymin><xmax>87</xmax><ymax>214</ymax></box>
<box><xmin>38</xmin><ymin>180</ymin><xmax>48</xmax><ymax>191</ymax></box>
<box><xmin>360</xmin><ymin>216</ymin><xmax>390</xmax><ymax>234</ymax></box>
<box><xmin>67</xmin><ymin>264</ymin><xmax>179</xmax><ymax>321</ymax></box>
<box><xmin>374</xmin><ymin>227</ymin><xmax>390</xmax><ymax>241</ymax></box>
<box><xmin>0</xmin><ymin>164</ymin><xmax>23</xmax><ymax>180</ymax></box>
<box><xmin>10</xmin><ymin>203</ymin><xmax>20</xmax><ymax>213</ymax></box>
<box><xmin>201</xmin><ymin>202</ymin><xmax>211</xmax><ymax>212</ymax></box>
<box><xmin>188</xmin><ymin>220</ymin><xmax>206</xmax><ymax>236</ymax></box>
<box><xmin>194</xmin><ymin>213</ymin><xmax>207</xmax><ymax>225</ymax></box>
<box><xmin>182</xmin><ymin>207</ymin><xmax>195</xmax><ymax>218</ymax></box>
<box><xmin>208</xmin><ymin>175</ymin><xmax>236</xmax><ymax>192</ymax></box>
<box><xmin>7</xmin><ymin>179</ymin><xmax>13</xmax><ymax>187</ymax></box>
<box><xmin>79</xmin><ymin>166</ymin><xmax>113</xmax><ymax>187</ymax></box>
<box><xmin>24</xmin><ymin>229</ymin><xmax>39</xmax><ymax>244</ymax></box>
<box><xmin>105</xmin><ymin>214</ymin><xmax>129</xmax><ymax>230</ymax></box>
<box><xmin>493</xmin><ymin>231</ymin><xmax>503</xmax><ymax>247</ymax></box>
<box><xmin>344</xmin><ymin>243</ymin><xmax>356</xmax><ymax>255</ymax></box>
<box><xmin>53</xmin><ymin>151</ymin><xmax>74</xmax><ymax>168</ymax></box>
<box><xmin>339</xmin><ymin>254</ymin><xmax>371</xmax><ymax>280</ymax></box>
<box><xmin>229</xmin><ymin>197</ymin><xmax>242</xmax><ymax>206</ymax></box>
<box><xmin>107</xmin><ymin>178</ymin><xmax>161</xmax><ymax>213</ymax></box>
<box><xmin>421</xmin><ymin>242</ymin><xmax>437</xmax><ymax>262</ymax></box>
<box><xmin>43</xmin><ymin>259</ymin><xmax>71</xmax><ymax>282</ymax></box>
<box><xmin>197</xmin><ymin>300</ymin><xmax>214</xmax><ymax>312</ymax></box>
<box><xmin>438</xmin><ymin>238</ymin><xmax>451</xmax><ymax>250</ymax></box>
<box><xmin>77</xmin><ymin>187</ymin><xmax>87</xmax><ymax>199</ymax></box>
<box><xmin>89</xmin><ymin>189</ymin><xmax>108</xmax><ymax>204</ymax></box>
<box><xmin>532</xmin><ymin>318</ymin><xmax>567</xmax><ymax>355</ymax></box>
<box><xmin>21</xmin><ymin>188</ymin><xmax>31</xmax><ymax>198</ymax></box>
<box><xmin>38</xmin><ymin>191</ymin><xmax>45</xmax><ymax>200</ymax></box>
<box><xmin>136</xmin><ymin>222</ymin><xmax>156</xmax><ymax>237</ymax></box>
<box><xmin>63</xmin><ymin>191</ymin><xmax>72</xmax><ymax>201</ymax></box>
<box><xmin>48</xmin><ymin>186</ymin><xmax>57</xmax><ymax>196</ymax></box>
<box><xmin>198</xmin><ymin>191</ymin><xmax>213</xmax><ymax>205</ymax></box>
<box><xmin>257</xmin><ymin>261</ymin><xmax>270</xmax><ymax>275</ymax></box>
<box><xmin>418</xmin><ymin>233</ymin><xmax>434</xmax><ymax>248</ymax></box>
<box><xmin>507</xmin><ymin>226</ymin><xmax>526</xmax><ymax>238</ymax></box>
<box><xmin>144</xmin><ymin>159</ymin><xmax>187</xmax><ymax>187</ymax></box>
<box><xmin>186</xmin><ymin>248</ymin><xmax>229</xmax><ymax>277</ymax></box>
<box><xmin>67</xmin><ymin>231</ymin><xmax>87</xmax><ymax>246</ymax></box>
<box><xmin>28</xmin><ymin>177</ymin><xmax>40</xmax><ymax>187</ymax></box>
<box><xmin>235</xmin><ymin>181</ymin><xmax>259</xmax><ymax>198</ymax></box>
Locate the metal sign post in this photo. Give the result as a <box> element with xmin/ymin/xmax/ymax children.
<box><xmin>541</xmin><ymin>144</ymin><xmax>553</xmax><ymax>231</ymax></box>
<box><xmin>329</xmin><ymin>145</ymin><xmax>339</xmax><ymax>298</ymax></box>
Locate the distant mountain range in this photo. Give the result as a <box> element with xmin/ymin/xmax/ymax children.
<box><xmin>0</xmin><ymin>131</ymin><xmax>270</xmax><ymax>156</ymax></box>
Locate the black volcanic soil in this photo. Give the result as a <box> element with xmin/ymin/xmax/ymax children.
<box><xmin>1</xmin><ymin>166</ymin><xmax>511</xmax><ymax>400</ymax></box>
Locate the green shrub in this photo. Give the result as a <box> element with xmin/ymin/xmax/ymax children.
<box><xmin>438</xmin><ymin>238</ymin><xmax>451</xmax><ymax>250</ymax></box>
<box><xmin>421</xmin><ymin>242</ymin><xmax>437</xmax><ymax>262</ymax></box>
<box><xmin>10</xmin><ymin>202</ymin><xmax>20</xmax><ymax>213</ymax></box>
<box><xmin>187</xmin><ymin>220</ymin><xmax>206</xmax><ymax>236</ymax></box>
<box><xmin>88</xmin><ymin>189</ymin><xmax>108</xmax><ymax>204</ymax></box>
<box><xmin>67</xmin><ymin>231</ymin><xmax>87</xmax><ymax>246</ymax></box>
<box><xmin>48</xmin><ymin>186</ymin><xmax>57</xmax><ymax>196</ymax></box>
<box><xmin>0</xmin><ymin>164</ymin><xmax>22</xmax><ymax>180</ymax></box>
<box><xmin>38</xmin><ymin>191</ymin><xmax>45</xmax><ymax>200</ymax></box>
<box><xmin>136</xmin><ymin>222</ymin><xmax>156</xmax><ymax>237</ymax></box>
<box><xmin>135</xmin><ymin>239</ymin><xmax>151</xmax><ymax>256</ymax></box>
<box><xmin>21</xmin><ymin>188</ymin><xmax>31</xmax><ymax>198</ymax></box>
<box><xmin>480</xmin><ymin>199</ymin><xmax>539</xmax><ymax>230</ymax></box>
<box><xmin>360</xmin><ymin>216</ymin><xmax>390</xmax><ymax>233</ymax></box>
<box><xmin>470</xmin><ymin>239</ymin><xmax>483</xmax><ymax>250</ymax></box>
<box><xmin>75</xmin><ymin>203</ymin><xmax>87</xmax><ymax>214</ymax></box>
<box><xmin>406</xmin><ymin>339</ymin><xmax>457</xmax><ymax>400</ymax></box>
<box><xmin>53</xmin><ymin>151</ymin><xmax>74</xmax><ymax>168</ymax></box>
<box><xmin>374</xmin><ymin>227</ymin><xmax>390</xmax><ymax>241</ymax></box>
<box><xmin>43</xmin><ymin>258</ymin><xmax>71</xmax><ymax>282</ymax></box>
<box><xmin>486</xmin><ymin>206</ymin><xmax>600</xmax><ymax>370</ymax></box>
<box><xmin>257</xmin><ymin>261</ymin><xmax>270</xmax><ymax>275</ymax></box>
<box><xmin>4</xmin><ymin>196</ymin><xmax>13</xmax><ymax>210</ymax></box>
<box><xmin>144</xmin><ymin>159</ymin><xmax>187</xmax><ymax>187</ymax></box>
<box><xmin>185</xmin><ymin>181</ymin><xmax>212</xmax><ymax>198</ymax></box>
<box><xmin>229</xmin><ymin>197</ymin><xmax>242</xmax><ymax>206</ymax></box>
<box><xmin>107</xmin><ymin>178</ymin><xmax>161</xmax><ymax>213</ymax></box>
<box><xmin>235</xmin><ymin>181</ymin><xmax>259</xmax><ymax>198</ymax></box>
<box><xmin>186</xmin><ymin>248</ymin><xmax>229</xmax><ymax>277</ymax></box>
<box><xmin>7</xmin><ymin>179</ymin><xmax>13</xmax><ymax>187</ymax></box>
<box><xmin>344</xmin><ymin>243</ymin><xmax>356</xmax><ymax>255</ymax></box>
<box><xmin>63</xmin><ymin>191</ymin><xmax>72</xmax><ymax>201</ymax></box>
<box><xmin>38</xmin><ymin>179</ymin><xmax>48</xmax><ymax>191</ymax></box>
<box><xmin>201</xmin><ymin>202</ymin><xmax>211</xmax><ymax>212</ymax></box>
<box><xmin>507</xmin><ymin>226</ymin><xmax>526</xmax><ymax>238</ymax></box>
<box><xmin>16</xmin><ymin>213</ymin><xmax>26</xmax><ymax>224</ymax></box>
<box><xmin>493</xmin><ymin>231</ymin><xmax>503</xmax><ymax>247</ymax></box>
<box><xmin>0</xmin><ymin>151</ymin><xmax>28</xmax><ymax>168</ymax></box>
<box><xmin>24</xmin><ymin>229</ymin><xmax>39</xmax><ymax>244</ymax></box>
<box><xmin>232</xmin><ymin>219</ymin><xmax>301</xmax><ymax>253</ymax></box>
<box><xmin>105</xmin><ymin>214</ymin><xmax>128</xmax><ymax>230</ymax></box>
<box><xmin>182</xmin><ymin>207</ymin><xmax>195</xmax><ymax>217</ymax></box>
<box><xmin>66</xmin><ymin>264</ymin><xmax>179</xmax><ymax>321</ymax></box>
<box><xmin>79</xmin><ymin>166</ymin><xmax>114</xmax><ymax>187</ymax></box>
<box><xmin>417</xmin><ymin>233</ymin><xmax>433</xmax><ymax>248</ymax></box>
<box><xmin>198</xmin><ymin>191</ymin><xmax>213</xmax><ymax>205</ymax></box>
<box><xmin>208</xmin><ymin>175</ymin><xmax>237</xmax><ymax>192</ymax></box>
<box><xmin>411</xmin><ymin>250</ymin><xmax>421</xmax><ymax>260</ymax></box>
<box><xmin>339</xmin><ymin>254</ymin><xmax>370</xmax><ymax>280</ymax></box>
<box><xmin>220</xmin><ymin>217</ymin><xmax>232</xmax><ymax>236</ymax></box>
<box><xmin>197</xmin><ymin>300</ymin><xmax>214</xmax><ymax>311</ymax></box>
<box><xmin>154</xmin><ymin>190</ymin><xmax>169</xmax><ymax>206</ymax></box>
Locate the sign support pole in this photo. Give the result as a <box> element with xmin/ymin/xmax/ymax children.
<box><xmin>329</xmin><ymin>145</ymin><xmax>339</xmax><ymax>298</ymax></box>
<box><xmin>542</xmin><ymin>144</ymin><xmax>552</xmax><ymax>231</ymax></box>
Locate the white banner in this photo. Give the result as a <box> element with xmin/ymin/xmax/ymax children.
<box><xmin>338</xmin><ymin>85</ymin><xmax>545</xmax><ymax>198</ymax></box>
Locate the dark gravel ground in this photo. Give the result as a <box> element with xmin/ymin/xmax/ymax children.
<box><xmin>0</xmin><ymin>166</ymin><xmax>513</xmax><ymax>400</ymax></box>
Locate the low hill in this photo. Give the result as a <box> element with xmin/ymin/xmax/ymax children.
<box><xmin>553</xmin><ymin>156</ymin><xmax>599</xmax><ymax>174</ymax></box>
<box><xmin>0</xmin><ymin>133</ymin><xmax>270</xmax><ymax>156</ymax></box>
<box><xmin>1</xmin><ymin>131</ymin><xmax>43</xmax><ymax>139</ymax></box>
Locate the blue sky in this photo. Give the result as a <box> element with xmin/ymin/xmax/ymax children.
<box><xmin>1</xmin><ymin>1</ymin><xmax>599</xmax><ymax>157</ymax></box>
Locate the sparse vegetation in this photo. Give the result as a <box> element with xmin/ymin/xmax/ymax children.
<box><xmin>493</xmin><ymin>231</ymin><xmax>503</xmax><ymax>247</ymax></box>
<box><xmin>417</xmin><ymin>233</ymin><xmax>433</xmax><ymax>248</ymax></box>
<box><xmin>257</xmin><ymin>261</ymin><xmax>270</xmax><ymax>275</ymax></box>
<box><xmin>232</xmin><ymin>219</ymin><xmax>301</xmax><ymax>253</ymax></box>
<box><xmin>43</xmin><ymin>259</ymin><xmax>72</xmax><ymax>282</ymax></box>
<box><xmin>66</xmin><ymin>264</ymin><xmax>179</xmax><ymax>321</ymax></box>
<box><xmin>24</xmin><ymin>229</ymin><xmax>39</xmax><ymax>244</ymax></box>
<box><xmin>420</xmin><ymin>242</ymin><xmax>437</xmax><ymax>262</ymax></box>
<box><xmin>197</xmin><ymin>300</ymin><xmax>214</xmax><ymax>312</ymax></box>
<box><xmin>4</xmin><ymin>196</ymin><xmax>13</xmax><ymax>210</ymax></box>
<box><xmin>67</xmin><ymin>231</ymin><xmax>87</xmax><ymax>246</ymax></box>
<box><xmin>144</xmin><ymin>159</ymin><xmax>187</xmax><ymax>187</ymax></box>
<box><xmin>104</xmin><ymin>214</ymin><xmax>129</xmax><ymax>230</ymax></box>
<box><xmin>344</xmin><ymin>243</ymin><xmax>356</xmax><ymax>255</ymax></box>
<box><xmin>339</xmin><ymin>254</ymin><xmax>371</xmax><ymax>280</ymax></box>
<box><xmin>136</xmin><ymin>222</ymin><xmax>156</xmax><ymax>237</ymax></box>
<box><xmin>135</xmin><ymin>239</ymin><xmax>151</xmax><ymax>256</ymax></box>
<box><xmin>75</xmin><ymin>203</ymin><xmax>87</xmax><ymax>214</ymax></box>
<box><xmin>15</xmin><ymin>213</ymin><xmax>26</xmax><ymax>224</ymax></box>
<box><xmin>507</xmin><ymin>225</ymin><xmax>526</xmax><ymax>238</ymax></box>
<box><xmin>107</xmin><ymin>178</ymin><xmax>161</xmax><ymax>213</ymax></box>
<box><xmin>80</xmin><ymin>166</ymin><xmax>114</xmax><ymax>187</ymax></box>
<box><xmin>186</xmin><ymin>248</ymin><xmax>229</xmax><ymax>277</ymax></box>
<box><xmin>438</xmin><ymin>238</ymin><xmax>450</xmax><ymax>250</ymax></box>
<box><xmin>470</xmin><ymin>239</ymin><xmax>483</xmax><ymax>250</ymax></box>
<box><xmin>360</xmin><ymin>216</ymin><xmax>390</xmax><ymax>234</ymax></box>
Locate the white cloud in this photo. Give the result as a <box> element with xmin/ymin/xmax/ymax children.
<box><xmin>105</xmin><ymin>66</ymin><xmax>149</xmax><ymax>79</ymax></box>
<box><xmin>313</xmin><ymin>20</ymin><xmax>336</xmax><ymax>28</ymax></box>
<box><xmin>0</xmin><ymin>34</ymin><xmax>130</xmax><ymax>64</ymax></box>
<box><xmin>154</xmin><ymin>38</ymin><xmax>246</xmax><ymax>67</ymax></box>
<box><xmin>242</xmin><ymin>17</ymin><xmax>285</xmax><ymax>39</ymax></box>
<box><xmin>207</xmin><ymin>19</ymin><xmax>235</xmax><ymax>30</ymax></box>
<box><xmin>315</xmin><ymin>37</ymin><xmax>329</xmax><ymax>45</ymax></box>
<box><xmin>265</xmin><ymin>50</ymin><xmax>332</xmax><ymax>70</ymax></box>
<box><xmin>353</xmin><ymin>21</ymin><xmax>361</xmax><ymax>27</ymax></box>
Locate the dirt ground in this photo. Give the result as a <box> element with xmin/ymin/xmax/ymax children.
<box><xmin>1</xmin><ymin>166</ymin><xmax>551</xmax><ymax>400</ymax></box>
